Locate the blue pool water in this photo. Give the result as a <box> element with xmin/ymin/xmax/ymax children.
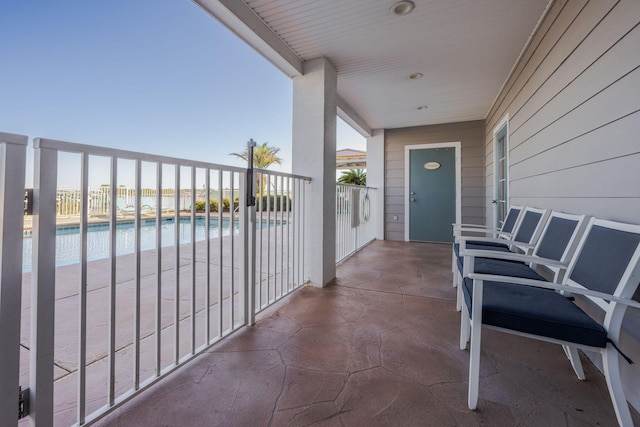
<box><xmin>22</xmin><ymin>217</ymin><xmax>240</xmax><ymax>273</ymax></box>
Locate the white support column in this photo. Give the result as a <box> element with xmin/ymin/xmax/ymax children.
<box><xmin>366</xmin><ymin>129</ymin><xmax>385</xmax><ymax>240</ymax></box>
<box><xmin>292</xmin><ymin>57</ymin><xmax>337</xmax><ymax>287</ymax></box>
<box><xmin>0</xmin><ymin>133</ymin><xmax>27</xmax><ymax>426</ymax></box>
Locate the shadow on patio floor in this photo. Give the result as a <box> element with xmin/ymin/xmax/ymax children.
<box><xmin>99</xmin><ymin>240</ymin><xmax>639</xmax><ymax>426</ymax></box>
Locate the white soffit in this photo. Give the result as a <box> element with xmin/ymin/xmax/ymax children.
<box><xmin>194</xmin><ymin>0</ymin><xmax>551</xmax><ymax>131</ymax></box>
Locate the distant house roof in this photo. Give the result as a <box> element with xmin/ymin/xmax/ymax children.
<box><xmin>336</xmin><ymin>148</ymin><xmax>366</xmax><ymax>170</ymax></box>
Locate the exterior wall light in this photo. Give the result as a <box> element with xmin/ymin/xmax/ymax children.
<box><xmin>409</xmin><ymin>72</ymin><xmax>423</xmax><ymax>80</ymax></box>
<box><xmin>417</xmin><ymin>105</ymin><xmax>428</xmax><ymax>110</ymax></box>
<box><xmin>391</xmin><ymin>1</ymin><xmax>415</xmax><ymax>15</ymax></box>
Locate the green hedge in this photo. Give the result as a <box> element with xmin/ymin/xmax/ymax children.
<box><xmin>255</xmin><ymin>195</ymin><xmax>292</xmax><ymax>211</ymax></box>
<box><xmin>195</xmin><ymin>196</ymin><xmax>292</xmax><ymax>212</ymax></box>
<box><xmin>194</xmin><ymin>198</ymin><xmax>239</xmax><ymax>212</ymax></box>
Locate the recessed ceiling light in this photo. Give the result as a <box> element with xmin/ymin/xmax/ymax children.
<box><xmin>391</xmin><ymin>1</ymin><xmax>415</xmax><ymax>15</ymax></box>
<box><xmin>417</xmin><ymin>105</ymin><xmax>428</xmax><ymax>110</ymax></box>
<box><xmin>409</xmin><ymin>72</ymin><xmax>423</xmax><ymax>80</ymax></box>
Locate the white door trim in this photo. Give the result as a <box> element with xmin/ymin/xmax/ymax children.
<box><xmin>493</xmin><ymin>114</ymin><xmax>509</xmax><ymax>228</ymax></box>
<box><xmin>404</xmin><ymin>142</ymin><xmax>462</xmax><ymax>242</ymax></box>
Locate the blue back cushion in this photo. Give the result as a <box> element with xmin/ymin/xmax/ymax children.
<box><xmin>502</xmin><ymin>208</ymin><xmax>520</xmax><ymax>233</ymax></box>
<box><xmin>514</xmin><ymin>211</ymin><xmax>542</xmax><ymax>244</ymax></box>
<box><xmin>536</xmin><ymin>217</ymin><xmax>578</xmax><ymax>261</ymax></box>
<box><xmin>570</xmin><ymin>225</ymin><xmax>640</xmax><ymax>294</ymax></box>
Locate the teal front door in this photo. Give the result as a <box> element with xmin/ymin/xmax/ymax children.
<box><xmin>409</xmin><ymin>147</ymin><xmax>456</xmax><ymax>242</ymax></box>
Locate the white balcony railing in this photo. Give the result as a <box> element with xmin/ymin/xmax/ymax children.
<box><xmin>3</xmin><ymin>136</ymin><xmax>310</xmax><ymax>426</ymax></box>
<box><xmin>254</xmin><ymin>171</ymin><xmax>307</xmax><ymax>313</ymax></box>
<box><xmin>335</xmin><ymin>184</ymin><xmax>377</xmax><ymax>263</ymax></box>
<box><xmin>2</xmin><ymin>134</ymin><xmax>382</xmax><ymax>427</ymax></box>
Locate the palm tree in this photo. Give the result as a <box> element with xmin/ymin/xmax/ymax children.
<box><xmin>230</xmin><ymin>142</ymin><xmax>282</xmax><ymax>169</ymax></box>
<box><xmin>337</xmin><ymin>169</ymin><xmax>366</xmax><ymax>186</ymax></box>
<box><xmin>230</xmin><ymin>142</ymin><xmax>282</xmax><ymax>195</ymax></box>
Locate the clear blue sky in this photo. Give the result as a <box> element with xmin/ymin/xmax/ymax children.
<box><xmin>1</xmin><ymin>0</ymin><xmax>365</xmax><ymax>185</ymax></box>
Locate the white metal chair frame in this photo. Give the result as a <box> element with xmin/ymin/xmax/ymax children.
<box><xmin>451</xmin><ymin>205</ymin><xmax>524</xmax><ymax>275</ymax></box>
<box><xmin>457</xmin><ymin>211</ymin><xmax>589</xmax><ymax>287</ymax></box>
<box><xmin>454</xmin><ymin>207</ymin><xmax>550</xmax><ymax>310</ymax></box>
<box><xmin>459</xmin><ymin>211</ymin><xmax>591</xmax><ymax>379</ymax></box>
<box><xmin>460</xmin><ymin>217</ymin><xmax>640</xmax><ymax>427</ymax></box>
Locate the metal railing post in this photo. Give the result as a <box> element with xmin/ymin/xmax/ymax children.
<box><xmin>108</xmin><ymin>156</ymin><xmax>117</xmax><ymax>405</ymax></box>
<box><xmin>0</xmin><ymin>133</ymin><xmax>27</xmax><ymax>426</ymax></box>
<box><xmin>30</xmin><ymin>139</ymin><xmax>58</xmax><ymax>427</ymax></box>
<box><xmin>77</xmin><ymin>152</ymin><xmax>89</xmax><ymax>425</ymax></box>
<box><xmin>245</xmin><ymin>139</ymin><xmax>256</xmax><ymax>326</ymax></box>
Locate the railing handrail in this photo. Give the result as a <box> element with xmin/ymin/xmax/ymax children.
<box><xmin>336</xmin><ymin>183</ymin><xmax>376</xmax><ymax>190</ymax></box>
<box><xmin>0</xmin><ymin>131</ymin><xmax>29</xmax><ymax>147</ymax></box>
<box><xmin>34</xmin><ymin>138</ymin><xmax>313</xmax><ymax>183</ymax></box>
<box><xmin>254</xmin><ymin>168</ymin><xmax>312</xmax><ymax>181</ymax></box>
<box><xmin>35</xmin><ymin>137</ymin><xmax>247</xmax><ymax>173</ymax></box>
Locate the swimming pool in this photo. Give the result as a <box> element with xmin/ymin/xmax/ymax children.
<box><xmin>22</xmin><ymin>217</ymin><xmax>240</xmax><ymax>273</ymax></box>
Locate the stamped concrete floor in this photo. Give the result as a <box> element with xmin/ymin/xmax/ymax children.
<box><xmin>98</xmin><ymin>240</ymin><xmax>639</xmax><ymax>426</ymax></box>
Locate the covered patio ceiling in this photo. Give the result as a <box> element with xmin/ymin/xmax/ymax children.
<box><xmin>194</xmin><ymin>0</ymin><xmax>551</xmax><ymax>134</ymax></box>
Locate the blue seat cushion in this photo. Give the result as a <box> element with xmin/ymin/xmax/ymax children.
<box><xmin>453</xmin><ymin>241</ymin><xmax>511</xmax><ymax>257</ymax></box>
<box><xmin>462</xmin><ymin>278</ymin><xmax>607</xmax><ymax>348</ymax></box>
<box><xmin>457</xmin><ymin>257</ymin><xmax>546</xmax><ymax>281</ymax></box>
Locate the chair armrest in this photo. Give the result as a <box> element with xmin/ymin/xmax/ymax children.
<box><xmin>455</xmin><ymin>227</ymin><xmax>510</xmax><ymax>235</ymax></box>
<box><xmin>460</xmin><ymin>250</ymin><xmax>568</xmax><ymax>269</ymax></box>
<box><xmin>454</xmin><ymin>228</ymin><xmax>509</xmax><ymax>240</ymax></box>
<box><xmin>511</xmin><ymin>242</ymin><xmax>535</xmax><ymax>249</ymax></box>
<box><xmin>453</xmin><ymin>223</ymin><xmax>491</xmax><ymax>230</ymax></box>
<box><xmin>458</xmin><ymin>236</ymin><xmax>512</xmax><ymax>247</ymax></box>
<box><xmin>468</xmin><ymin>273</ymin><xmax>640</xmax><ymax>309</ymax></box>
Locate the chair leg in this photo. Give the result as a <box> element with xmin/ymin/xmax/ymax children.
<box><xmin>456</xmin><ymin>278</ymin><xmax>463</xmax><ymax>312</ymax></box>
<box><xmin>603</xmin><ymin>346</ymin><xmax>633</xmax><ymax>427</ymax></box>
<box><xmin>451</xmin><ymin>250</ymin><xmax>458</xmax><ymax>280</ymax></box>
<box><xmin>468</xmin><ymin>319</ymin><xmax>482</xmax><ymax>410</ymax></box>
<box><xmin>468</xmin><ymin>279</ymin><xmax>484</xmax><ymax>410</ymax></box>
<box><xmin>564</xmin><ymin>345</ymin><xmax>585</xmax><ymax>380</ymax></box>
<box><xmin>452</xmin><ymin>261</ymin><xmax>458</xmax><ymax>288</ymax></box>
<box><xmin>562</xmin><ymin>344</ymin><xmax>570</xmax><ymax>359</ymax></box>
<box><xmin>452</xmin><ymin>250</ymin><xmax>457</xmax><ymax>279</ymax></box>
<box><xmin>460</xmin><ymin>305</ymin><xmax>470</xmax><ymax>350</ymax></box>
